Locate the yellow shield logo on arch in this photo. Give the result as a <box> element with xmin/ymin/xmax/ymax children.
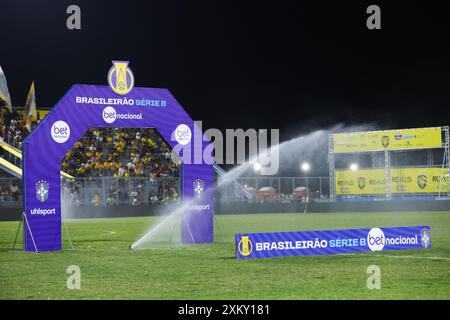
<box><xmin>107</xmin><ymin>60</ymin><xmax>135</xmax><ymax>95</ymax></box>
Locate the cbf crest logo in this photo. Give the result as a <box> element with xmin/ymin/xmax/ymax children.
<box><xmin>417</xmin><ymin>174</ymin><xmax>428</xmax><ymax>189</ymax></box>
<box><xmin>35</xmin><ymin>180</ymin><xmax>49</xmax><ymax>203</ymax></box>
<box><xmin>381</xmin><ymin>135</ymin><xmax>390</xmax><ymax>148</ymax></box>
<box><xmin>107</xmin><ymin>61</ymin><xmax>135</xmax><ymax>95</ymax></box>
<box><xmin>193</xmin><ymin>178</ymin><xmax>205</xmax><ymax>196</ymax></box>
<box><xmin>420</xmin><ymin>228</ymin><xmax>431</xmax><ymax>248</ymax></box>
<box><xmin>238</xmin><ymin>236</ymin><xmax>253</xmax><ymax>256</ymax></box>
<box><xmin>358</xmin><ymin>176</ymin><xmax>366</xmax><ymax>190</ymax></box>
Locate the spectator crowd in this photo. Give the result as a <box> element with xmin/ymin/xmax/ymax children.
<box><xmin>0</xmin><ymin>106</ymin><xmax>34</xmax><ymax>149</ymax></box>
<box><xmin>1</xmin><ymin>103</ymin><xmax>180</xmax><ymax>179</ymax></box>
<box><xmin>61</xmin><ymin>127</ymin><xmax>179</xmax><ymax>179</ymax></box>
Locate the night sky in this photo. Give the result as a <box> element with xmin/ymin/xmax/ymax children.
<box><xmin>1</xmin><ymin>0</ymin><xmax>450</xmax><ymax>142</ymax></box>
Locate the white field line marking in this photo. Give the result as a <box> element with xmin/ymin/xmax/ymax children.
<box><xmin>131</xmin><ymin>246</ymin><xmax>208</xmax><ymax>251</ymax></box>
<box><xmin>80</xmin><ymin>229</ymin><xmax>117</xmax><ymax>235</ymax></box>
<box><xmin>344</xmin><ymin>253</ymin><xmax>450</xmax><ymax>261</ymax></box>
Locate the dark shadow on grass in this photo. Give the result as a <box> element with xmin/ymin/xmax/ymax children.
<box><xmin>219</xmin><ymin>256</ymin><xmax>237</xmax><ymax>260</ymax></box>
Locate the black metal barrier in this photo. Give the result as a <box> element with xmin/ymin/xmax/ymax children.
<box><xmin>1</xmin><ymin>200</ymin><xmax>449</xmax><ymax>221</ymax></box>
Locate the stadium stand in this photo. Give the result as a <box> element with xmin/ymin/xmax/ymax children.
<box><xmin>61</xmin><ymin>127</ymin><xmax>179</xmax><ymax>178</ymax></box>
<box><xmin>1</xmin><ymin>104</ymin><xmax>180</xmax><ymax>180</ymax></box>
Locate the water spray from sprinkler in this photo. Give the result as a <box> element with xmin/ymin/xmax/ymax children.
<box><xmin>130</xmin><ymin>124</ymin><xmax>375</xmax><ymax>249</ymax></box>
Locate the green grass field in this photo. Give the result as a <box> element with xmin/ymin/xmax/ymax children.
<box><xmin>0</xmin><ymin>212</ymin><xmax>449</xmax><ymax>299</ymax></box>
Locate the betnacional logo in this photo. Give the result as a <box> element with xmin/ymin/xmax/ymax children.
<box><xmin>238</xmin><ymin>236</ymin><xmax>253</xmax><ymax>256</ymax></box>
<box><xmin>102</xmin><ymin>106</ymin><xmax>142</xmax><ymax>123</ymax></box>
<box><xmin>420</xmin><ymin>228</ymin><xmax>431</xmax><ymax>248</ymax></box>
<box><xmin>193</xmin><ymin>178</ymin><xmax>205</xmax><ymax>196</ymax></box>
<box><xmin>367</xmin><ymin>228</ymin><xmax>385</xmax><ymax>251</ymax></box>
<box><xmin>107</xmin><ymin>60</ymin><xmax>135</xmax><ymax>95</ymax></box>
<box><xmin>174</xmin><ymin>124</ymin><xmax>192</xmax><ymax>145</ymax></box>
<box><xmin>51</xmin><ymin>121</ymin><xmax>70</xmax><ymax>143</ymax></box>
<box><xmin>103</xmin><ymin>106</ymin><xmax>117</xmax><ymax>123</ymax></box>
<box><xmin>35</xmin><ymin>180</ymin><xmax>49</xmax><ymax>203</ymax></box>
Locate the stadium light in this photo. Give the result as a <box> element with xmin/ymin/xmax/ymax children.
<box><xmin>300</xmin><ymin>162</ymin><xmax>311</xmax><ymax>172</ymax></box>
<box><xmin>253</xmin><ymin>162</ymin><xmax>262</xmax><ymax>172</ymax></box>
<box><xmin>350</xmin><ymin>163</ymin><xmax>358</xmax><ymax>171</ymax></box>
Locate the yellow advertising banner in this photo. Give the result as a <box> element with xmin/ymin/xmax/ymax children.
<box><xmin>17</xmin><ymin>109</ymin><xmax>49</xmax><ymax>121</ymax></box>
<box><xmin>332</xmin><ymin>127</ymin><xmax>442</xmax><ymax>153</ymax></box>
<box><xmin>335</xmin><ymin>167</ymin><xmax>449</xmax><ymax>195</ymax></box>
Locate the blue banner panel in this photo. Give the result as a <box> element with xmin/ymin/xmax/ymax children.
<box><xmin>236</xmin><ymin>226</ymin><xmax>431</xmax><ymax>259</ymax></box>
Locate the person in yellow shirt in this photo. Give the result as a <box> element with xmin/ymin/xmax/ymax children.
<box><xmin>91</xmin><ymin>192</ymin><xmax>100</xmax><ymax>206</ymax></box>
<box><xmin>78</xmin><ymin>166</ymin><xmax>85</xmax><ymax>175</ymax></box>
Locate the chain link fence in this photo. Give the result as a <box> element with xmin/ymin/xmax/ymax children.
<box><xmin>61</xmin><ymin>176</ymin><xmax>180</xmax><ymax>207</ymax></box>
<box><xmin>0</xmin><ymin>177</ymin><xmax>22</xmax><ymax>205</ymax></box>
<box><xmin>1</xmin><ymin>176</ymin><xmax>332</xmax><ymax>207</ymax></box>
<box><xmin>217</xmin><ymin>177</ymin><xmax>330</xmax><ymax>203</ymax></box>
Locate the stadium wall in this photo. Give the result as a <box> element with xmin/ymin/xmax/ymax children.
<box><xmin>1</xmin><ymin>200</ymin><xmax>450</xmax><ymax>221</ymax></box>
<box><xmin>215</xmin><ymin>200</ymin><xmax>450</xmax><ymax>214</ymax></box>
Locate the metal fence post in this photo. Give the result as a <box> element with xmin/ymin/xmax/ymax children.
<box><xmin>319</xmin><ymin>177</ymin><xmax>322</xmax><ymax>199</ymax></box>
<box><xmin>9</xmin><ymin>178</ymin><xmax>12</xmax><ymax>202</ymax></box>
<box><xmin>115</xmin><ymin>177</ymin><xmax>119</xmax><ymax>204</ymax></box>
<box><xmin>291</xmin><ymin>177</ymin><xmax>294</xmax><ymax>193</ymax></box>
<box><xmin>102</xmin><ymin>177</ymin><xmax>106</xmax><ymax>206</ymax></box>
<box><xmin>306</xmin><ymin>177</ymin><xmax>309</xmax><ymax>193</ymax></box>
<box><xmin>162</xmin><ymin>176</ymin><xmax>166</xmax><ymax>200</ymax></box>
<box><xmin>82</xmin><ymin>178</ymin><xmax>87</xmax><ymax>206</ymax></box>
<box><xmin>145</xmin><ymin>178</ymin><xmax>149</xmax><ymax>205</ymax></box>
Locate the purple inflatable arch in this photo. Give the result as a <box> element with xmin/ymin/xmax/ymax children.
<box><xmin>23</xmin><ymin>82</ymin><xmax>214</xmax><ymax>252</ymax></box>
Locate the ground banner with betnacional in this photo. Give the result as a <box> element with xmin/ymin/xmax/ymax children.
<box><xmin>335</xmin><ymin>167</ymin><xmax>449</xmax><ymax>195</ymax></box>
<box><xmin>236</xmin><ymin>226</ymin><xmax>431</xmax><ymax>259</ymax></box>
<box><xmin>332</xmin><ymin>127</ymin><xmax>442</xmax><ymax>153</ymax></box>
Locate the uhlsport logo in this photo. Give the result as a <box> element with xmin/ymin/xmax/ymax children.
<box><xmin>174</xmin><ymin>124</ymin><xmax>192</xmax><ymax>145</ymax></box>
<box><xmin>35</xmin><ymin>180</ymin><xmax>49</xmax><ymax>203</ymax></box>
<box><xmin>51</xmin><ymin>120</ymin><xmax>70</xmax><ymax>143</ymax></box>
<box><xmin>367</xmin><ymin>228</ymin><xmax>385</xmax><ymax>251</ymax></box>
<box><xmin>102</xmin><ymin>106</ymin><xmax>142</xmax><ymax>124</ymax></box>
<box><xmin>238</xmin><ymin>235</ymin><xmax>253</xmax><ymax>256</ymax></box>
<box><xmin>30</xmin><ymin>208</ymin><xmax>56</xmax><ymax>216</ymax></box>
<box><xmin>107</xmin><ymin>60</ymin><xmax>134</xmax><ymax>95</ymax></box>
<box><xmin>420</xmin><ymin>228</ymin><xmax>431</xmax><ymax>248</ymax></box>
<box><xmin>193</xmin><ymin>178</ymin><xmax>205</xmax><ymax>196</ymax></box>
